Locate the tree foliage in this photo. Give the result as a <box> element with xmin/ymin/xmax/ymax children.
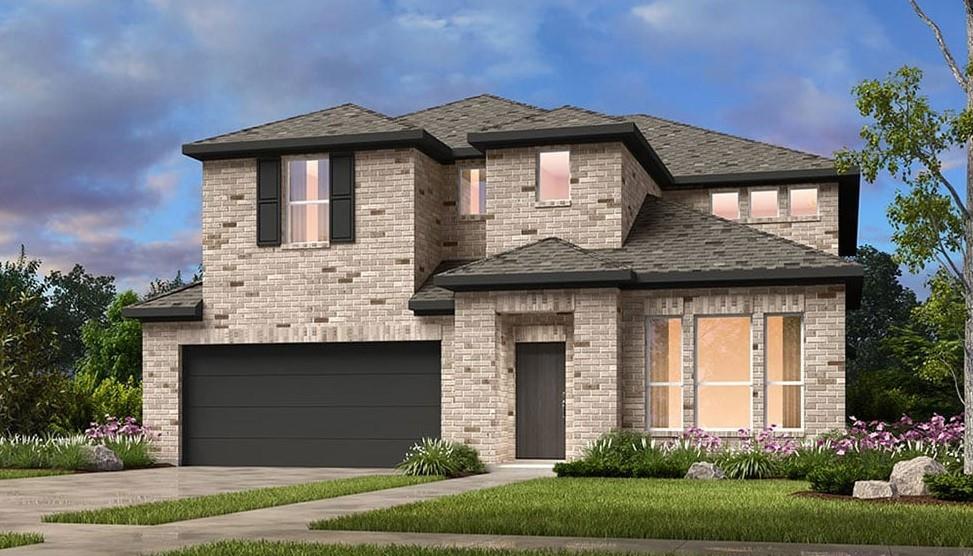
<box><xmin>78</xmin><ymin>291</ymin><xmax>142</xmax><ymax>383</ymax></box>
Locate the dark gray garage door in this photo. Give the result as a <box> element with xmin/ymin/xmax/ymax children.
<box><xmin>182</xmin><ymin>341</ymin><xmax>440</xmax><ymax>467</ymax></box>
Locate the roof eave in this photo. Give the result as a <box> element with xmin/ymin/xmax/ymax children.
<box><xmin>120</xmin><ymin>301</ymin><xmax>203</xmax><ymax>322</ymax></box>
<box><xmin>434</xmin><ymin>269</ymin><xmax>636</xmax><ymax>291</ymax></box>
<box><xmin>407</xmin><ymin>298</ymin><xmax>456</xmax><ymax>315</ymax></box>
<box><xmin>467</xmin><ymin>123</ymin><xmax>674</xmax><ymax>187</ymax></box>
<box><xmin>182</xmin><ymin>129</ymin><xmax>454</xmax><ymax>163</ymax></box>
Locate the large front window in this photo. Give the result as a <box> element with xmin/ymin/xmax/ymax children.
<box><xmin>647</xmin><ymin>318</ymin><xmax>682</xmax><ymax>430</ymax></box>
<box><xmin>287</xmin><ymin>157</ymin><xmax>330</xmax><ymax>244</ymax></box>
<box><xmin>696</xmin><ymin>316</ymin><xmax>752</xmax><ymax>430</ymax></box>
<box><xmin>766</xmin><ymin>315</ymin><xmax>803</xmax><ymax>429</ymax></box>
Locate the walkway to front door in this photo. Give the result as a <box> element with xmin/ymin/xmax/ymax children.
<box><xmin>515</xmin><ymin>342</ymin><xmax>566</xmax><ymax>459</ymax></box>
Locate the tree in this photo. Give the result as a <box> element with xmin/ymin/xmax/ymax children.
<box><xmin>45</xmin><ymin>264</ymin><xmax>116</xmax><ymax>371</ymax></box>
<box><xmin>78</xmin><ymin>291</ymin><xmax>142</xmax><ymax>383</ymax></box>
<box><xmin>835</xmin><ymin>1</ymin><xmax>973</xmax><ymax>472</ymax></box>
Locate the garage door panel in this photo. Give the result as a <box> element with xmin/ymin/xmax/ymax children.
<box><xmin>186</xmin><ymin>406</ymin><xmax>440</xmax><ymax>439</ymax></box>
<box><xmin>184</xmin><ymin>438</ymin><xmax>416</xmax><ymax>468</ymax></box>
<box><xmin>181</xmin><ymin>341</ymin><xmax>440</xmax><ymax>467</ymax></box>
<box><xmin>184</xmin><ymin>343</ymin><xmax>438</xmax><ymax>376</ymax></box>
<box><xmin>184</xmin><ymin>374</ymin><xmax>440</xmax><ymax>407</ymax></box>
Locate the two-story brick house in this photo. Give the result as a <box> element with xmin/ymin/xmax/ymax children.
<box><xmin>124</xmin><ymin>94</ymin><xmax>862</xmax><ymax>467</ymax></box>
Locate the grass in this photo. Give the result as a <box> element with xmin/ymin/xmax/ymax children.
<box><xmin>313</xmin><ymin>477</ymin><xmax>973</xmax><ymax>547</ymax></box>
<box><xmin>153</xmin><ymin>540</ymin><xmax>657</xmax><ymax>556</ymax></box>
<box><xmin>0</xmin><ymin>469</ymin><xmax>71</xmax><ymax>480</ymax></box>
<box><xmin>44</xmin><ymin>475</ymin><xmax>441</xmax><ymax>525</ymax></box>
<box><xmin>0</xmin><ymin>532</ymin><xmax>42</xmax><ymax>550</ymax></box>
<box><xmin>0</xmin><ymin>434</ymin><xmax>155</xmax><ymax>470</ymax></box>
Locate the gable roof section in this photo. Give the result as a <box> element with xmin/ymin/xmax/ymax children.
<box><xmin>120</xmin><ymin>282</ymin><xmax>203</xmax><ymax>322</ymax></box>
<box><xmin>434</xmin><ymin>237</ymin><xmax>635</xmax><ymax>290</ymax></box>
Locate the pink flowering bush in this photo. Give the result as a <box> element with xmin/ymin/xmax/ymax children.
<box><xmin>84</xmin><ymin>416</ymin><xmax>155</xmax><ymax>441</ymax></box>
<box><xmin>819</xmin><ymin>414</ymin><xmax>963</xmax><ymax>471</ymax></box>
<box><xmin>84</xmin><ymin>416</ymin><xmax>158</xmax><ymax>469</ymax></box>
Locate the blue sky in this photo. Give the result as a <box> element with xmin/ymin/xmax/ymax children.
<box><xmin>0</xmin><ymin>0</ymin><xmax>967</xmax><ymax>294</ymax></box>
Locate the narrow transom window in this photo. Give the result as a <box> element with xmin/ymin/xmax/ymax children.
<box><xmin>647</xmin><ymin>317</ymin><xmax>683</xmax><ymax>431</ymax></box>
<box><xmin>766</xmin><ymin>315</ymin><xmax>804</xmax><ymax>430</ymax></box>
<box><xmin>287</xmin><ymin>157</ymin><xmax>330</xmax><ymax>244</ymax></box>
<box><xmin>696</xmin><ymin>316</ymin><xmax>752</xmax><ymax>430</ymax></box>
<box><xmin>459</xmin><ymin>167</ymin><xmax>487</xmax><ymax>215</ymax></box>
<box><xmin>750</xmin><ymin>189</ymin><xmax>779</xmax><ymax>218</ymax></box>
<box><xmin>537</xmin><ymin>151</ymin><xmax>570</xmax><ymax>201</ymax></box>
<box><xmin>789</xmin><ymin>187</ymin><xmax>818</xmax><ymax>217</ymax></box>
<box><xmin>711</xmin><ymin>192</ymin><xmax>739</xmax><ymax>220</ymax></box>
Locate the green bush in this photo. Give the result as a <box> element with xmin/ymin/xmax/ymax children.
<box><xmin>778</xmin><ymin>447</ymin><xmax>837</xmax><ymax>480</ymax></box>
<box><xmin>718</xmin><ymin>450</ymin><xmax>779</xmax><ymax>480</ymax></box>
<box><xmin>104</xmin><ymin>437</ymin><xmax>154</xmax><ymax>469</ymax></box>
<box><xmin>554</xmin><ymin>434</ymin><xmax>709</xmax><ymax>479</ymax></box>
<box><xmin>806</xmin><ymin>450</ymin><xmax>901</xmax><ymax>495</ymax></box>
<box><xmin>398</xmin><ymin>438</ymin><xmax>485</xmax><ymax>478</ymax></box>
<box><xmin>0</xmin><ymin>436</ymin><xmax>90</xmax><ymax>469</ymax></box>
<box><xmin>925</xmin><ymin>473</ymin><xmax>973</xmax><ymax>501</ymax></box>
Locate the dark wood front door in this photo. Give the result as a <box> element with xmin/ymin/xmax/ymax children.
<box><xmin>516</xmin><ymin>342</ymin><xmax>566</xmax><ymax>459</ymax></box>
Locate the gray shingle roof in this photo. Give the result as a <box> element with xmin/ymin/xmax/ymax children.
<box><xmin>482</xmin><ymin>106</ymin><xmax>622</xmax><ymax>131</ymax></box>
<box><xmin>192</xmin><ymin>104</ymin><xmax>413</xmax><ymax>145</ymax></box>
<box><xmin>628</xmin><ymin>114</ymin><xmax>834</xmax><ymax>177</ymax></box>
<box><xmin>439</xmin><ymin>237</ymin><xmax>627</xmax><ymax>276</ymax></box>
<box><xmin>121</xmin><ymin>282</ymin><xmax>203</xmax><ymax>321</ymax></box>
<box><xmin>599</xmin><ymin>196</ymin><xmax>858</xmax><ymax>279</ymax></box>
<box><xmin>393</xmin><ymin>94</ymin><xmax>545</xmax><ymax>150</ymax></box>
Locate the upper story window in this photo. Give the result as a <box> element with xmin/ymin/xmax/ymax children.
<box><xmin>789</xmin><ymin>187</ymin><xmax>818</xmax><ymax>217</ymax></box>
<box><xmin>750</xmin><ymin>189</ymin><xmax>779</xmax><ymax>218</ymax></box>
<box><xmin>286</xmin><ymin>156</ymin><xmax>330</xmax><ymax>244</ymax></box>
<box><xmin>537</xmin><ymin>151</ymin><xmax>570</xmax><ymax>201</ymax></box>
<box><xmin>459</xmin><ymin>167</ymin><xmax>487</xmax><ymax>216</ymax></box>
<box><xmin>711</xmin><ymin>191</ymin><xmax>739</xmax><ymax>220</ymax></box>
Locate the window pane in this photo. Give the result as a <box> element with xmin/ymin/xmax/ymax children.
<box><xmin>289</xmin><ymin>158</ymin><xmax>330</xmax><ymax>202</ymax></box>
<box><xmin>289</xmin><ymin>203</ymin><xmax>329</xmax><ymax>243</ymax></box>
<box><xmin>698</xmin><ymin>385</ymin><xmax>751</xmax><ymax>429</ymax></box>
<box><xmin>459</xmin><ymin>167</ymin><xmax>487</xmax><ymax>215</ymax></box>
<box><xmin>650</xmin><ymin>386</ymin><xmax>682</xmax><ymax>429</ymax></box>
<box><xmin>767</xmin><ymin>315</ymin><xmax>802</xmax><ymax>382</ymax></box>
<box><xmin>711</xmin><ymin>192</ymin><xmax>739</xmax><ymax>219</ymax></box>
<box><xmin>790</xmin><ymin>187</ymin><xmax>817</xmax><ymax>216</ymax></box>
<box><xmin>289</xmin><ymin>160</ymin><xmax>307</xmax><ymax>201</ymax></box>
<box><xmin>649</xmin><ymin>318</ymin><xmax>681</xmax><ymax>383</ymax></box>
<box><xmin>697</xmin><ymin>317</ymin><xmax>750</xmax><ymax>382</ymax></box>
<box><xmin>750</xmin><ymin>190</ymin><xmax>778</xmax><ymax>218</ymax></box>
<box><xmin>767</xmin><ymin>384</ymin><xmax>802</xmax><ymax>429</ymax></box>
<box><xmin>538</xmin><ymin>151</ymin><xmax>570</xmax><ymax>201</ymax></box>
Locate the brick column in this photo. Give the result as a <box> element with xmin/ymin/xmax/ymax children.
<box><xmin>141</xmin><ymin>323</ymin><xmax>182</xmax><ymax>464</ymax></box>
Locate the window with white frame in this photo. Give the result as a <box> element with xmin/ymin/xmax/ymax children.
<box><xmin>766</xmin><ymin>315</ymin><xmax>804</xmax><ymax>430</ymax></box>
<box><xmin>537</xmin><ymin>151</ymin><xmax>570</xmax><ymax>201</ymax></box>
<box><xmin>711</xmin><ymin>191</ymin><xmax>740</xmax><ymax>220</ymax></box>
<box><xmin>789</xmin><ymin>187</ymin><xmax>818</xmax><ymax>217</ymax></box>
<box><xmin>286</xmin><ymin>156</ymin><xmax>330</xmax><ymax>244</ymax></box>
<box><xmin>459</xmin><ymin>166</ymin><xmax>487</xmax><ymax>215</ymax></box>
<box><xmin>646</xmin><ymin>317</ymin><xmax>683</xmax><ymax>430</ymax></box>
<box><xmin>696</xmin><ymin>316</ymin><xmax>752</xmax><ymax>430</ymax></box>
<box><xmin>750</xmin><ymin>189</ymin><xmax>779</xmax><ymax>218</ymax></box>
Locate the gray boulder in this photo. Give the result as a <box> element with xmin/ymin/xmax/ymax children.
<box><xmin>853</xmin><ymin>480</ymin><xmax>896</xmax><ymax>499</ymax></box>
<box><xmin>81</xmin><ymin>445</ymin><xmax>123</xmax><ymax>472</ymax></box>
<box><xmin>685</xmin><ymin>461</ymin><xmax>724</xmax><ymax>480</ymax></box>
<box><xmin>890</xmin><ymin>456</ymin><xmax>946</xmax><ymax>496</ymax></box>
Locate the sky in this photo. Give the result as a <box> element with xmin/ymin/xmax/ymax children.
<box><xmin>0</xmin><ymin>0</ymin><xmax>968</xmax><ymax>295</ymax></box>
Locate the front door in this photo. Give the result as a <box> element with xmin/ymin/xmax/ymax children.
<box><xmin>516</xmin><ymin>342</ymin><xmax>566</xmax><ymax>459</ymax></box>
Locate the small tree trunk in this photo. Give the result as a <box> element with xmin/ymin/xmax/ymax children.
<box><xmin>964</xmin><ymin>4</ymin><xmax>973</xmax><ymax>475</ymax></box>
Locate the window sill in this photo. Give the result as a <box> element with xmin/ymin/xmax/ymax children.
<box><xmin>744</xmin><ymin>215</ymin><xmax>821</xmax><ymax>225</ymax></box>
<box><xmin>535</xmin><ymin>199</ymin><xmax>571</xmax><ymax>208</ymax></box>
<box><xmin>281</xmin><ymin>241</ymin><xmax>330</xmax><ymax>250</ymax></box>
<box><xmin>458</xmin><ymin>214</ymin><xmax>489</xmax><ymax>222</ymax></box>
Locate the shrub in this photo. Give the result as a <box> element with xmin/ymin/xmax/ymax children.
<box><xmin>778</xmin><ymin>446</ymin><xmax>836</xmax><ymax>480</ymax></box>
<box><xmin>806</xmin><ymin>449</ymin><xmax>901</xmax><ymax>495</ymax></box>
<box><xmin>398</xmin><ymin>438</ymin><xmax>485</xmax><ymax>478</ymax></box>
<box><xmin>926</xmin><ymin>473</ymin><xmax>973</xmax><ymax>501</ymax></box>
<box><xmin>719</xmin><ymin>450</ymin><xmax>779</xmax><ymax>480</ymax></box>
<box><xmin>104</xmin><ymin>436</ymin><xmax>154</xmax><ymax>468</ymax></box>
<box><xmin>0</xmin><ymin>435</ymin><xmax>89</xmax><ymax>469</ymax></box>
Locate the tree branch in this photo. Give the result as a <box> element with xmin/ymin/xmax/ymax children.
<box><xmin>935</xmin><ymin>247</ymin><xmax>968</xmax><ymax>289</ymax></box>
<box><xmin>909</xmin><ymin>0</ymin><xmax>970</xmax><ymax>92</ymax></box>
<box><xmin>917</xmin><ymin>152</ymin><xmax>972</xmax><ymax>219</ymax></box>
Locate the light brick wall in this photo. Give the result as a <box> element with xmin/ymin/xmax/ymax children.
<box><xmin>621</xmin><ymin>146</ymin><xmax>661</xmax><ymax>240</ymax></box>
<box><xmin>440</xmin><ymin>159</ymin><xmax>488</xmax><ymax>261</ymax></box>
<box><xmin>619</xmin><ymin>284</ymin><xmax>845</xmax><ymax>443</ymax></box>
<box><xmin>666</xmin><ymin>182</ymin><xmax>839</xmax><ymax>254</ymax></box>
<box><xmin>414</xmin><ymin>151</ymin><xmax>446</xmax><ymax>287</ymax></box>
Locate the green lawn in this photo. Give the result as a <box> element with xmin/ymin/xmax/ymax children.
<box><xmin>45</xmin><ymin>475</ymin><xmax>440</xmax><ymax>525</ymax></box>
<box><xmin>154</xmin><ymin>540</ymin><xmax>655</xmax><ymax>556</ymax></box>
<box><xmin>312</xmin><ymin>477</ymin><xmax>973</xmax><ymax>547</ymax></box>
<box><xmin>0</xmin><ymin>532</ymin><xmax>42</xmax><ymax>550</ymax></box>
<box><xmin>0</xmin><ymin>469</ymin><xmax>71</xmax><ymax>480</ymax></box>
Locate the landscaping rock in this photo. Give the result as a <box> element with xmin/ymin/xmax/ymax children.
<box><xmin>853</xmin><ymin>480</ymin><xmax>896</xmax><ymax>499</ymax></box>
<box><xmin>890</xmin><ymin>456</ymin><xmax>946</xmax><ymax>496</ymax></box>
<box><xmin>685</xmin><ymin>462</ymin><xmax>724</xmax><ymax>480</ymax></box>
<box><xmin>81</xmin><ymin>445</ymin><xmax>123</xmax><ymax>471</ymax></box>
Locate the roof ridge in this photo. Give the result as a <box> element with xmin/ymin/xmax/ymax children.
<box><xmin>137</xmin><ymin>280</ymin><xmax>202</xmax><ymax>305</ymax></box>
<box><xmin>481</xmin><ymin>104</ymin><xmax>621</xmax><ymax>131</ymax></box>
<box><xmin>549</xmin><ymin>236</ymin><xmax>629</xmax><ymax>269</ymax></box>
<box><xmin>193</xmin><ymin>103</ymin><xmax>405</xmax><ymax>144</ymax></box>
<box><xmin>625</xmin><ymin>113</ymin><xmax>834</xmax><ymax>165</ymax></box>
<box><xmin>394</xmin><ymin>93</ymin><xmax>547</xmax><ymax>120</ymax></box>
<box><xmin>556</xmin><ymin>105</ymin><xmax>624</xmax><ymax>121</ymax></box>
<box><xmin>652</xmin><ymin>196</ymin><xmax>852</xmax><ymax>265</ymax></box>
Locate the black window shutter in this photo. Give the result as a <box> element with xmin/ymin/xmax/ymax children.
<box><xmin>330</xmin><ymin>153</ymin><xmax>355</xmax><ymax>243</ymax></box>
<box><xmin>256</xmin><ymin>158</ymin><xmax>281</xmax><ymax>246</ymax></box>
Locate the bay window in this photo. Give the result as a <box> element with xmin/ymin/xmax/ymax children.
<box><xmin>646</xmin><ymin>318</ymin><xmax>683</xmax><ymax>430</ymax></box>
<box><xmin>286</xmin><ymin>156</ymin><xmax>330</xmax><ymax>244</ymax></box>
<box><xmin>766</xmin><ymin>315</ymin><xmax>804</xmax><ymax>429</ymax></box>
<box><xmin>696</xmin><ymin>316</ymin><xmax>752</xmax><ymax>430</ymax></box>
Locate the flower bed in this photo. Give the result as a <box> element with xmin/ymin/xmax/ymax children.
<box><xmin>0</xmin><ymin>416</ymin><xmax>157</xmax><ymax>471</ymax></box>
<box><xmin>554</xmin><ymin>415</ymin><xmax>964</xmax><ymax>495</ymax></box>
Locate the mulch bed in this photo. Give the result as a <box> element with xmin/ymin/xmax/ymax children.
<box><xmin>793</xmin><ymin>490</ymin><xmax>971</xmax><ymax>506</ymax></box>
